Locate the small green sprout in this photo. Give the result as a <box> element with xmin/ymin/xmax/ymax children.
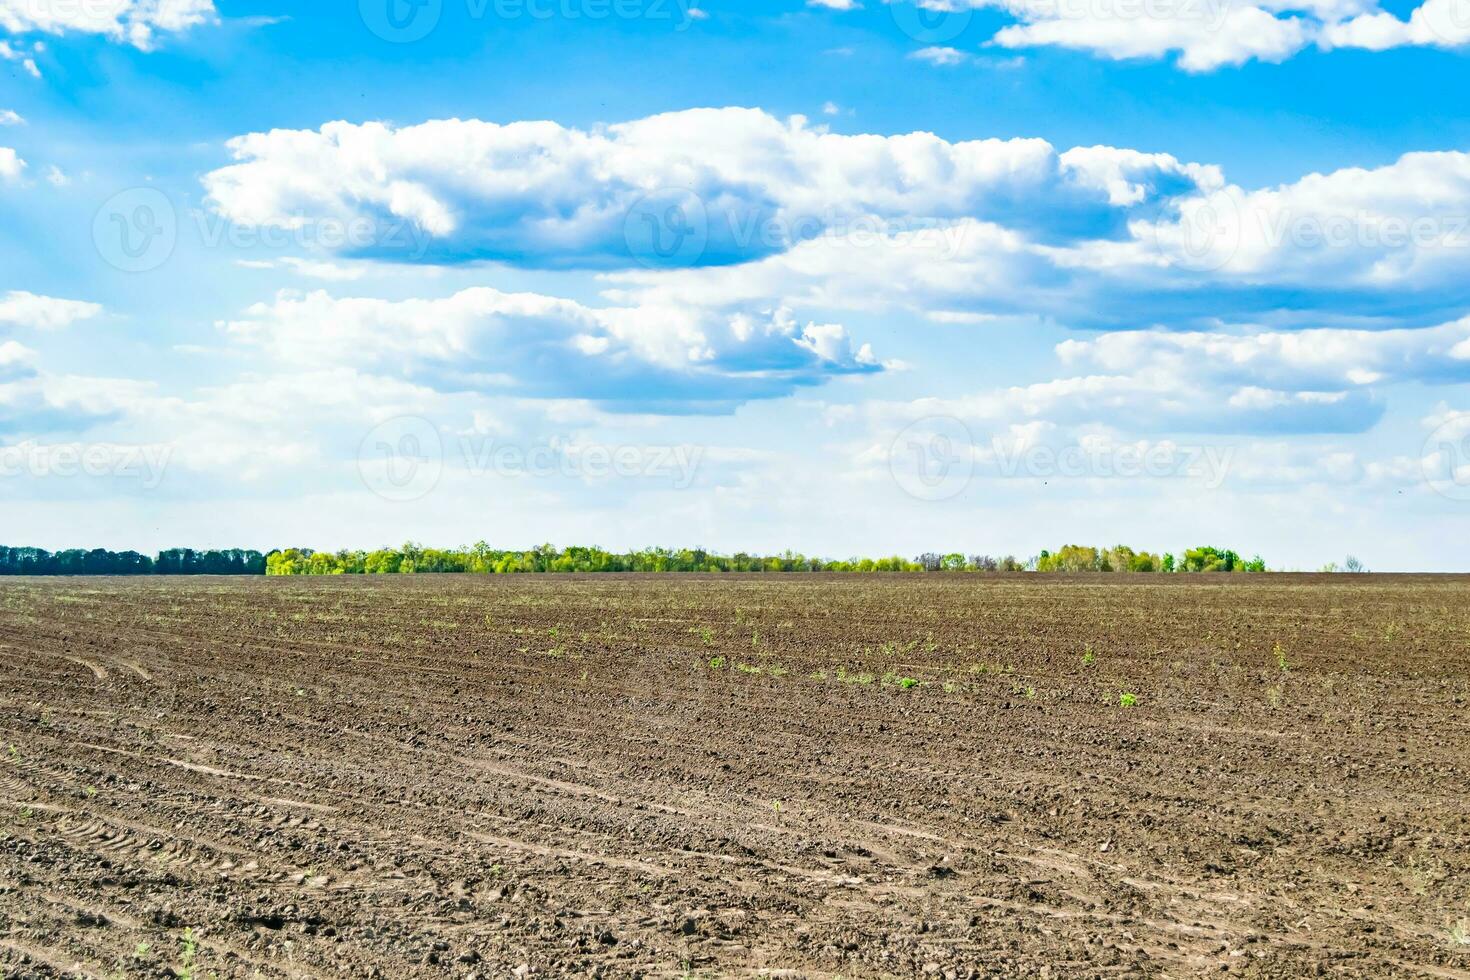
<box><xmin>1273</xmin><ymin>641</ymin><xmax>1290</xmax><ymax>674</ymax></box>
<box><xmin>1119</xmin><ymin>692</ymin><xmax>1139</xmax><ymax>708</ymax></box>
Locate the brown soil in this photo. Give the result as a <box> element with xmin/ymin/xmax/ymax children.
<box><xmin>1</xmin><ymin>574</ymin><xmax>1469</xmax><ymax>978</ymax></box>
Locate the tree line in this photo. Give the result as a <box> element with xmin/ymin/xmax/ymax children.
<box><xmin>0</xmin><ymin>543</ymin><xmax>1269</xmax><ymax>577</ymax></box>
<box><xmin>0</xmin><ymin>547</ymin><xmax>267</xmax><ymax>576</ymax></box>
<box><xmin>265</xmin><ymin>543</ymin><xmax>1267</xmax><ymax>575</ymax></box>
<box><xmin>264</xmin><ymin>544</ymin><xmax>933</xmax><ymax>575</ymax></box>
<box><xmin>1034</xmin><ymin>545</ymin><xmax>1267</xmax><ymax>574</ymax></box>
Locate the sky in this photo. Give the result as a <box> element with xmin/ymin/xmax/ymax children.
<box><xmin>2</xmin><ymin>0</ymin><xmax>1470</xmax><ymax>570</ymax></box>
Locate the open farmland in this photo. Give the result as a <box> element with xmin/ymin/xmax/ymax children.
<box><xmin>1</xmin><ymin>575</ymin><xmax>1469</xmax><ymax>979</ymax></box>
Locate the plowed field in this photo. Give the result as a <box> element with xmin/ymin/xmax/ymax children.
<box><xmin>2</xmin><ymin>574</ymin><xmax>1469</xmax><ymax>978</ymax></box>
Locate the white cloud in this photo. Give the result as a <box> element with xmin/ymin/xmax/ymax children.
<box><xmin>1057</xmin><ymin>318</ymin><xmax>1470</xmax><ymax>389</ymax></box>
<box><xmin>218</xmin><ymin>286</ymin><xmax>883</xmax><ymax>411</ymax></box>
<box><xmin>910</xmin><ymin>46</ymin><xmax>970</xmax><ymax>65</ymax></box>
<box><xmin>235</xmin><ymin>256</ymin><xmax>371</xmax><ymax>282</ymax></box>
<box><xmin>0</xmin><ymin>367</ymin><xmax>149</xmax><ymax>436</ymax></box>
<box><xmin>873</xmin><ymin>372</ymin><xmax>1376</xmax><ymax>434</ymax></box>
<box><xmin>867</xmin><ymin>0</ymin><xmax>1470</xmax><ymax>70</ymax></box>
<box><xmin>0</xmin><ymin>0</ymin><xmax>216</xmax><ymax>48</ymax></box>
<box><xmin>594</xmin><ymin>138</ymin><xmax>1470</xmax><ymax>331</ymax></box>
<box><xmin>0</xmin><ymin>109</ymin><xmax>22</xmax><ymax>125</ymax></box>
<box><xmin>990</xmin><ymin>2</ymin><xmax>1315</xmax><ymax>71</ymax></box>
<box><xmin>202</xmin><ymin>108</ymin><xmax>1214</xmax><ymax>268</ymax></box>
<box><xmin>0</xmin><ymin>339</ymin><xmax>36</xmax><ymax>382</ymax></box>
<box><xmin>858</xmin><ymin>317</ymin><xmax>1470</xmax><ymax>442</ymax></box>
<box><xmin>1104</xmin><ymin>149</ymin><xmax>1470</xmax><ymax>289</ymax></box>
<box><xmin>0</xmin><ymin>291</ymin><xmax>103</xmax><ymax>329</ymax></box>
<box><xmin>0</xmin><ymin>146</ymin><xmax>23</xmax><ymax>182</ymax></box>
<box><xmin>1326</xmin><ymin>0</ymin><xmax>1470</xmax><ymax>49</ymax></box>
<box><xmin>0</xmin><ymin>39</ymin><xmax>41</xmax><ymax>77</ymax></box>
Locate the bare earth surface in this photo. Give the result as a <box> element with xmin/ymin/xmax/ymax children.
<box><xmin>1</xmin><ymin>574</ymin><xmax>1469</xmax><ymax>979</ymax></box>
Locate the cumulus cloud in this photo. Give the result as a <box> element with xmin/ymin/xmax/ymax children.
<box><xmin>1326</xmin><ymin>0</ymin><xmax>1470</xmax><ymax>50</ymax></box>
<box><xmin>873</xmin><ymin>0</ymin><xmax>1470</xmax><ymax>70</ymax></box>
<box><xmin>885</xmin><ymin>317</ymin><xmax>1470</xmax><ymax>441</ymax></box>
<box><xmin>1133</xmin><ymin>150</ymin><xmax>1470</xmax><ymax>289</ymax></box>
<box><xmin>0</xmin><ymin>369</ymin><xmax>148</xmax><ymax>435</ymax></box>
<box><xmin>988</xmin><ymin>0</ymin><xmax>1317</xmax><ymax>71</ymax></box>
<box><xmin>1057</xmin><ymin>318</ymin><xmax>1470</xmax><ymax>389</ymax></box>
<box><xmin>217</xmin><ymin>286</ymin><xmax>884</xmax><ymax>412</ymax></box>
<box><xmin>0</xmin><ymin>291</ymin><xmax>103</xmax><ymax>329</ymax></box>
<box><xmin>202</xmin><ymin>109</ymin><xmax>1216</xmax><ymax>268</ymax></box>
<box><xmin>601</xmin><ymin>139</ymin><xmax>1470</xmax><ymax>330</ymax></box>
<box><xmin>812</xmin><ymin>316</ymin><xmax>1470</xmax><ymax>445</ymax></box>
<box><xmin>0</xmin><ymin>294</ymin><xmax>113</xmax><ymax>433</ymax></box>
<box><xmin>910</xmin><ymin>45</ymin><xmax>971</xmax><ymax>64</ymax></box>
<box><xmin>0</xmin><ymin>339</ymin><xmax>35</xmax><ymax>383</ymax></box>
<box><xmin>0</xmin><ymin>146</ymin><xmax>23</xmax><ymax>182</ymax></box>
<box><xmin>201</xmin><ymin>109</ymin><xmax>1470</xmax><ymax>327</ymax></box>
<box><xmin>0</xmin><ymin>0</ymin><xmax>216</xmax><ymax>49</ymax></box>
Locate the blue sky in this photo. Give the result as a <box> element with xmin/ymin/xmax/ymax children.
<box><xmin>2</xmin><ymin>0</ymin><xmax>1470</xmax><ymax>569</ymax></box>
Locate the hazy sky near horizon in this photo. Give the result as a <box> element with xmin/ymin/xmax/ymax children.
<box><xmin>3</xmin><ymin>0</ymin><xmax>1470</xmax><ymax>569</ymax></box>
